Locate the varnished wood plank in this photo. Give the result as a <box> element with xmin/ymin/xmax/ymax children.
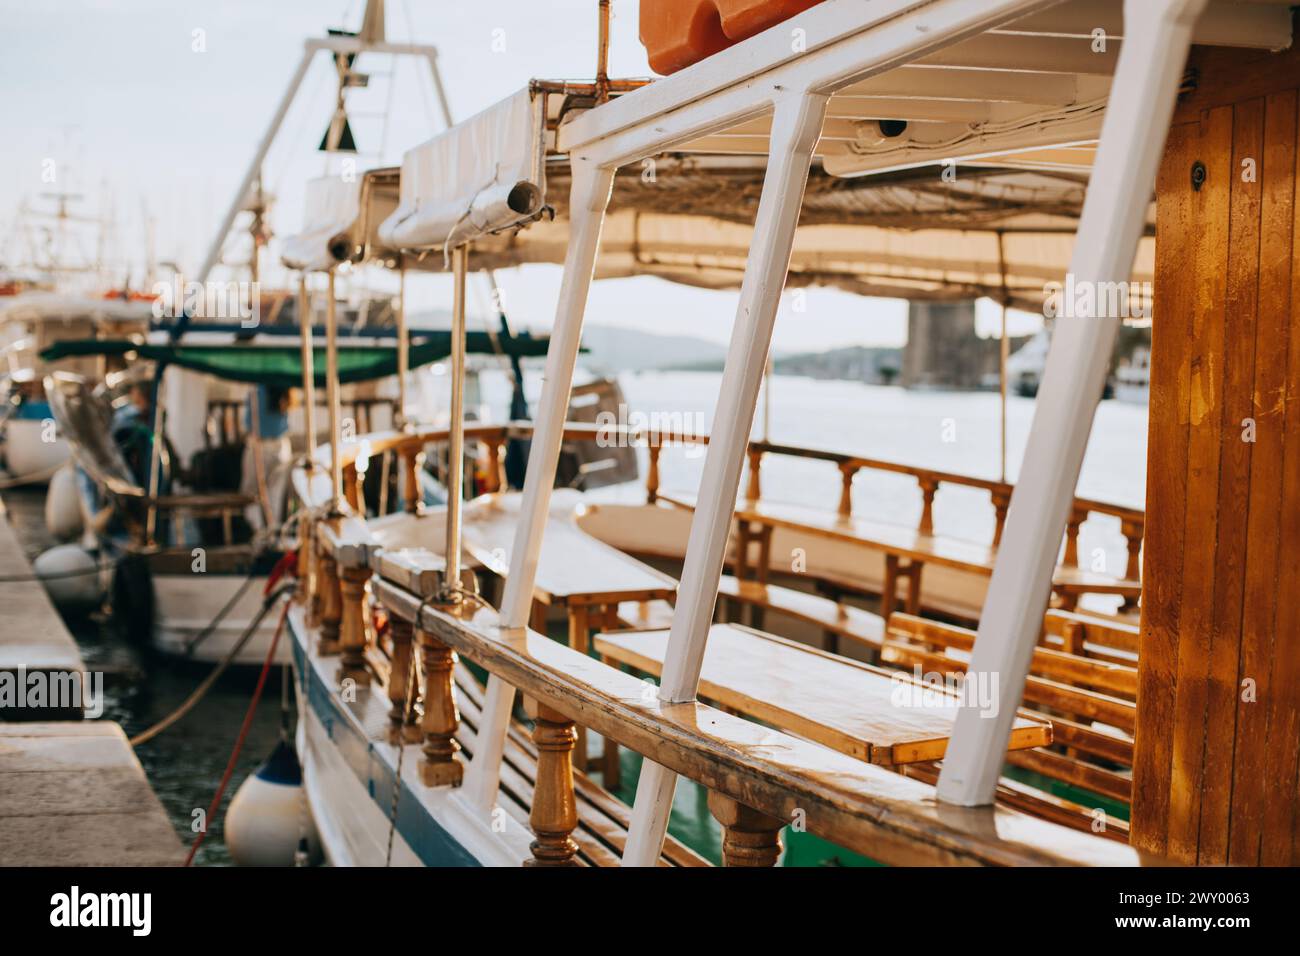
<box><xmin>385</xmin><ymin>585</ymin><xmax>1153</xmax><ymax>866</ymax></box>
<box><xmin>887</xmin><ymin>614</ymin><xmax>1138</xmax><ymax>699</ymax></box>
<box><xmin>462</xmin><ymin>492</ymin><xmax>678</xmax><ymax>606</ymax></box>
<box><xmin>1259</xmin><ymin>88</ymin><xmax>1300</xmax><ymax>866</ymax></box>
<box><xmin>1230</xmin><ymin>88</ymin><xmax>1297</xmax><ymax>866</ymax></box>
<box><xmin>1167</xmin><ymin>104</ymin><xmax>1234</xmax><ymax>864</ymax></box>
<box><xmin>1199</xmin><ymin>95</ymin><xmax>1265</xmax><ymax>865</ymax></box>
<box><xmin>1133</xmin><ymin>115</ymin><xmax>1198</xmax><ymax>859</ymax></box>
<box><xmin>595</xmin><ymin>624</ymin><xmax>1051</xmax><ymax>766</ymax></box>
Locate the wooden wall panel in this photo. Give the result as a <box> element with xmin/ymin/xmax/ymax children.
<box><xmin>1136</xmin><ymin>45</ymin><xmax>1300</xmax><ymax>866</ymax></box>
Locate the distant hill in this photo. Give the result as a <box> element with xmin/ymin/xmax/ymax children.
<box><xmin>664</xmin><ymin>343</ymin><xmax>904</xmax><ymax>385</ymax></box>
<box><xmin>579</xmin><ymin>324</ymin><xmax>729</xmax><ymax>373</ymax></box>
<box><xmin>773</xmin><ymin>345</ymin><xmax>903</xmax><ymax>384</ymax></box>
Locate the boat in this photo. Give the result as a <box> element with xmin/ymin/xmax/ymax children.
<box><xmin>1</xmin><ymin>293</ymin><xmax>151</xmax><ymax>485</ymax></box>
<box><xmin>238</xmin><ymin>0</ymin><xmax>1300</xmax><ymax>870</ymax></box>
<box><xmin>40</xmin><ymin>318</ymin><xmax>552</xmax><ymax>666</ymax></box>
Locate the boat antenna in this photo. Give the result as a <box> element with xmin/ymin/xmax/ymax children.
<box><xmin>596</xmin><ymin>1</ymin><xmax>612</xmax><ymax>104</ymax></box>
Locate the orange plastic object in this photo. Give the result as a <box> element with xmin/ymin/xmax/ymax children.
<box><xmin>640</xmin><ymin>0</ymin><xmax>828</xmax><ymax>75</ymax></box>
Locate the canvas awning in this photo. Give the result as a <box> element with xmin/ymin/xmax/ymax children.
<box><xmin>444</xmin><ymin>157</ymin><xmax>1152</xmax><ymax>313</ymax></box>
<box><xmin>40</xmin><ymin>331</ymin><xmax>553</xmax><ymax>389</ymax></box>
<box><xmin>377</xmin><ymin>87</ymin><xmax>549</xmax><ymax>251</ymax></box>
<box><xmin>280</xmin><ymin>167</ymin><xmax>402</xmax><ymax>272</ymax></box>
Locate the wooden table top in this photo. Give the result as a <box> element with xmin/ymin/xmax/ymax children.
<box><xmin>463</xmin><ymin>491</ymin><xmax>679</xmax><ymax>606</ymax></box>
<box><xmin>659</xmin><ymin>491</ymin><xmax>1140</xmax><ymax>593</ymax></box>
<box><xmin>594</xmin><ymin>623</ymin><xmax>1051</xmax><ymax>766</ymax></box>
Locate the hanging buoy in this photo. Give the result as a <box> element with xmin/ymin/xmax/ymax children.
<box><xmin>226</xmin><ymin>738</ymin><xmax>322</xmax><ymax>867</ymax></box>
<box><xmin>44</xmin><ymin>465</ymin><xmax>85</xmax><ymax>541</ymax></box>
<box><xmin>33</xmin><ymin>544</ymin><xmax>102</xmax><ymax>610</ymax></box>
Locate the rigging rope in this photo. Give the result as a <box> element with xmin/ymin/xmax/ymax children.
<box><xmin>183</xmin><ymin>592</ymin><xmax>292</xmax><ymax>866</ymax></box>
<box><xmin>129</xmin><ymin>582</ymin><xmax>295</xmax><ymax>747</ymax></box>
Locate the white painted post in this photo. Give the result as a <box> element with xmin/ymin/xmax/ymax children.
<box><xmin>395</xmin><ymin>262</ymin><xmax>409</xmax><ymax>430</ymax></box>
<box><xmin>297</xmin><ymin>274</ymin><xmax>318</xmax><ymax>465</ymax></box>
<box><xmin>460</xmin><ymin>160</ymin><xmax>615</xmax><ymax>811</ymax></box>
<box><xmin>937</xmin><ymin>0</ymin><xmax>1208</xmax><ymax>806</ymax></box>
<box><xmin>623</xmin><ymin>91</ymin><xmax>828</xmax><ymax>866</ymax></box>
<box><xmin>325</xmin><ymin>269</ymin><xmax>345</xmax><ymax>515</ymax></box>
<box><xmin>444</xmin><ymin>246</ymin><xmax>468</xmax><ymax>594</ymax></box>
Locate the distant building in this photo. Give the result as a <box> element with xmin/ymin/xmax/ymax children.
<box><xmin>900</xmin><ymin>300</ymin><xmax>1028</xmax><ymax>390</ymax></box>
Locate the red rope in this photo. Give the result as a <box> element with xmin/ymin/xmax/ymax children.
<box><xmin>184</xmin><ymin>595</ymin><xmax>291</xmax><ymax>867</ymax></box>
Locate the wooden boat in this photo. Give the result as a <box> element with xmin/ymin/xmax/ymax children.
<box><xmin>267</xmin><ymin>0</ymin><xmax>1299</xmax><ymax>867</ymax></box>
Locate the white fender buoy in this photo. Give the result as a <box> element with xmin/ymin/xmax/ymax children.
<box><xmin>226</xmin><ymin>739</ymin><xmax>322</xmax><ymax>867</ymax></box>
<box><xmin>44</xmin><ymin>465</ymin><xmax>85</xmax><ymax>541</ymax></box>
<box><xmin>33</xmin><ymin>544</ymin><xmax>102</xmax><ymax>609</ymax></box>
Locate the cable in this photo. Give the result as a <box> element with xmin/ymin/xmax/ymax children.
<box><xmin>129</xmin><ymin>583</ymin><xmax>294</xmax><ymax>747</ymax></box>
<box><xmin>183</xmin><ymin>594</ymin><xmax>291</xmax><ymax>866</ymax></box>
<box><xmin>181</xmin><ymin>572</ymin><xmax>258</xmax><ymax>655</ymax></box>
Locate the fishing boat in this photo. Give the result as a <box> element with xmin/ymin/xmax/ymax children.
<box><xmin>247</xmin><ymin>0</ymin><xmax>1300</xmax><ymax>869</ymax></box>
<box><xmin>1</xmin><ymin>293</ymin><xmax>151</xmax><ymax>485</ymax></box>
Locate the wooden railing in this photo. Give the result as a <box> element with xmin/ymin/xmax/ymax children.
<box><xmin>291</xmin><ymin>421</ymin><xmax>1156</xmax><ymax>868</ymax></box>
<box><xmin>304</xmin><ymin>420</ymin><xmax>1144</xmax><ymax>590</ymax></box>
<box><xmin>370</xmin><ymin>574</ymin><xmax>1151</xmax><ymax>867</ymax></box>
<box><xmin>736</xmin><ymin>440</ymin><xmax>1145</xmax><ymax>584</ymax></box>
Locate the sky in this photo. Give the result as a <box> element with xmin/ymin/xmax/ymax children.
<box><xmin>0</xmin><ymin>0</ymin><xmax>1043</xmax><ymax>351</ymax></box>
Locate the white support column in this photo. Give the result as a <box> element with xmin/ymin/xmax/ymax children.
<box><xmin>937</xmin><ymin>0</ymin><xmax>1208</xmax><ymax>807</ymax></box>
<box><xmin>460</xmin><ymin>160</ymin><xmax>615</xmax><ymax>812</ymax></box>
<box><xmin>623</xmin><ymin>91</ymin><xmax>828</xmax><ymax>866</ymax></box>
<box><xmin>444</xmin><ymin>246</ymin><xmax>468</xmax><ymax>594</ymax></box>
<box><xmin>325</xmin><ymin>269</ymin><xmax>344</xmax><ymax>515</ymax></box>
<box><xmin>298</xmin><ymin>274</ymin><xmax>317</xmax><ymax>462</ymax></box>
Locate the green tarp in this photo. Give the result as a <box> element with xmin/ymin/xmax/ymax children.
<box><xmin>41</xmin><ymin>332</ymin><xmax>553</xmax><ymax>388</ymax></box>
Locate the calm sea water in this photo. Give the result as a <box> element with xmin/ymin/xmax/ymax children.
<box><xmin>494</xmin><ymin>369</ymin><xmax>1149</xmax><ymax>576</ymax></box>
<box><xmin>12</xmin><ymin>370</ymin><xmax>1147</xmax><ymax>865</ymax></box>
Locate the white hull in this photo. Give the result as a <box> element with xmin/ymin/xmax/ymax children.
<box><xmin>1</xmin><ymin>419</ymin><xmax>70</xmax><ymax>485</ymax></box>
<box><xmin>288</xmin><ymin>604</ymin><xmax>534</xmax><ymax>866</ymax></box>
<box><xmin>152</xmin><ymin>573</ymin><xmax>292</xmax><ymax>665</ymax></box>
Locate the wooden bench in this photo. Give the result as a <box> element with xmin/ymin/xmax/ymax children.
<box><xmin>881</xmin><ymin>613</ymin><xmax>1137</xmax><ymax>841</ymax></box>
<box><xmin>387</xmin><ymin>580</ymin><xmax>1155</xmax><ymax>865</ymax></box>
<box><xmin>1042</xmin><ymin>608</ymin><xmax>1139</xmax><ymax>663</ymax></box>
<box><xmin>659</xmin><ymin>491</ymin><xmax>1142</xmax><ymax>619</ymax></box>
<box><xmin>593</xmin><ymin>622</ymin><xmax>1051</xmax><ymax>790</ymax></box>
<box><xmin>616</xmin><ymin>575</ymin><xmax>885</xmax><ymax>656</ymax></box>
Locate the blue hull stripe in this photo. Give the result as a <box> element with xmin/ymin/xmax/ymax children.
<box><xmin>293</xmin><ymin>637</ymin><xmax>482</xmax><ymax>867</ymax></box>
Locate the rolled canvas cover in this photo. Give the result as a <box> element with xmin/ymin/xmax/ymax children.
<box><xmin>280</xmin><ymin>174</ymin><xmax>363</xmax><ymax>272</ymax></box>
<box><xmin>378</xmin><ymin>88</ymin><xmax>547</xmax><ymax>251</ymax></box>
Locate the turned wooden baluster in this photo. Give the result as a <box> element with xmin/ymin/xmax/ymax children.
<box><xmin>707</xmin><ymin>792</ymin><xmax>785</xmax><ymax>867</ymax></box>
<box><xmin>418</xmin><ymin>629</ymin><xmax>464</xmax><ymax>786</ymax></box>
<box><xmin>316</xmin><ymin>550</ymin><xmax>342</xmax><ymax>656</ymax></box>
<box><xmin>917</xmin><ymin>476</ymin><xmax>939</xmax><ymax>537</ymax></box>
<box><xmin>1063</xmin><ymin>504</ymin><xmax>1088</xmax><ymax>568</ymax></box>
<box><xmin>645</xmin><ymin>440</ymin><xmax>662</xmax><ymax>504</ymax></box>
<box><xmin>525</xmin><ymin>698</ymin><xmax>579</xmax><ymax>866</ymax></box>
<box><xmin>337</xmin><ymin>564</ymin><xmax>372</xmax><ymax>685</ymax></box>
<box><xmin>837</xmin><ymin>462</ymin><xmax>859</xmax><ymax>517</ymax></box>
<box><xmin>387</xmin><ymin>616</ymin><xmax>422</xmax><ymax>743</ymax></box>
<box><xmin>343</xmin><ymin>463</ymin><xmax>362</xmax><ymax>512</ymax></box>
<box><xmin>402</xmin><ymin>444</ymin><xmax>423</xmax><ymax>514</ymax></box>
<box><xmin>1119</xmin><ymin>516</ymin><xmax>1143</xmax><ymax>610</ymax></box>
<box><xmin>484</xmin><ymin>438</ymin><xmax>504</xmax><ymax>494</ymax></box>
<box><xmin>991</xmin><ymin>488</ymin><xmax>1012</xmax><ymax>548</ymax></box>
<box><xmin>745</xmin><ymin>447</ymin><xmax>763</xmax><ymax>502</ymax></box>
